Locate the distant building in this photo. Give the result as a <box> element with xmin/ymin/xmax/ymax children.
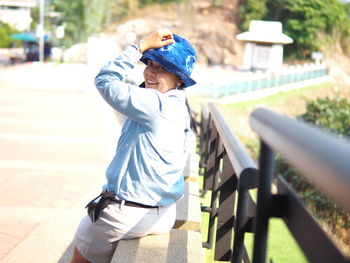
<box><xmin>236</xmin><ymin>20</ymin><xmax>293</xmax><ymax>71</ymax></box>
<box><xmin>0</xmin><ymin>0</ymin><xmax>36</xmax><ymax>31</ymax></box>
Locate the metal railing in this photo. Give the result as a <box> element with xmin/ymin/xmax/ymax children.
<box><xmin>199</xmin><ymin>103</ymin><xmax>258</xmax><ymax>262</ymax></box>
<box><xmin>199</xmin><ymin>104</ymin><xmax>350</xmax><ymax>263</ymax></box>
<box><xmin>191</xmin><ymin>63</ymin><xmax>329</xmax><ymax>98</ymax></box>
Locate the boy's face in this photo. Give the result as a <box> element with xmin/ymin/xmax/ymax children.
<box><xmin>143</xmin><ymin>60</ymin><xmax>181</xmax><ymax>93</ymax></box>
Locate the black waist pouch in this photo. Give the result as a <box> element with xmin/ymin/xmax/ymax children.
<box><xmin>85</xmin><ymin>191</ymin><xmax>116</xmax><ymax>222</ymax></box>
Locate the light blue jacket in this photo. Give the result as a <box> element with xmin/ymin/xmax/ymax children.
<box><xmin>95</xmin><ymin>46</ymin><xmax>191</xmax><ymax>206</ymax></box>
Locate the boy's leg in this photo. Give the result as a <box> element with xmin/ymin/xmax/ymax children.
<box><xmin>70</xmin><ymin>246</ymin><xmax>91</xmax><ymax>263</ymax></box>
<box><xmin>71</xmin><ymin>202</ymin><xmax>176</xmax><ymax>262</ymax></box>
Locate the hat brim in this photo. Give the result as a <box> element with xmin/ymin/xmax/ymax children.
<box><xmin>140</xmin><ymin>50</ymin><xmax>196</xmax><ymax>88</ymax></box>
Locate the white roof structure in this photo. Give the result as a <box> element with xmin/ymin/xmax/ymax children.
<box><xmin>0</xmin><ymin>0</ymin><xmax>36</xmax><ymax>31</ymax></box>
<box><xmin>236</xmin><ymin>20</ymin><xmax>293</xmax><ymax>44</ymax></box>
<box><xmin>0</xmin><ymin>0</ymin><xmax>36</xmax><ymax>7</ymax></box>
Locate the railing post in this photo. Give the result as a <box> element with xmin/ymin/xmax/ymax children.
<box><xmin>203</xmin><ymin>116</ymin><xmax>216</xmax><ymax>190</ymax></box>
<box><xmin>206</xmin><ymin>138</ymin><xmax>224</xmax><ymax>249</ymax></box>
<box><xmin>252</xmin><ymin>141</ymin><xmax>275</xmax><ymax>263</ymax></box>
<box><xmin>199</xmin><ymin>105</ymin><xmax>210</xmax><ymax>176</ymax></box>
<box><xmin>215</xmin><ymin>154</ymin><xmax>237</xmax><ymax>261</ymax></box>
<box><xmin>231</xmin><ymin>185</ymin><xmax>249</xmax><ymax>263</ymax></box>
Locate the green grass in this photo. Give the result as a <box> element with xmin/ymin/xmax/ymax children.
<box><xmin>199</xmin><ymin>176</ymin><xmax>308</xmax><ymax>263</ymax></box>
<box><xmin>190</xmin><ymin>82</ymin><xmax>334</xmax><ymax>159</ymax></box>
<box><xmin>188</xmin><ymin>82</ymin><xmax>332</xmax><ymax>111</ymax></box>
<box><xmin>224</xmin><ymin>83</ymin><xmax>330</xmax><ymax>110</ymax></box>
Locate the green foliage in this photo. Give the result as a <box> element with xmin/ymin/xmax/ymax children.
<box><xmin>282</xmin><ymin>0</ymin><xmax>350</xmax><ymax>58</ymax></box>
<box><xmin>213</xmin><ymin>0</ymin><xmax>222</xmax><ymax>7</ymax></box>
<box><xmin>84</xmin><ymin>0</ymin><xmax>107</xmax><ymax>39</ymax></box>
<box><xmin>51</xmin><ymin>0</ymin><xmax>107</xmax><ymax>47</ymax></box>
<box><xmin>106</xmin><ymin>0</ymin><xmax>129</xmax><ymax>22</ymax></box>
<box><xmin>275</xmin><ymin>97</ymin><xmax>350</xmax><ymax>237</ymax></box>
<box><xmin>30</xmin><ymin>5</ymin><xmax>39</xmax><ymax>30</ymax></box>
<box><xmin>50</xmin><ymin>0</ymin><xmax>183</xmax><ymax>47</ymax></box>
<box><xmin>238</xmin><ymin>0</ymin><xmax>267</xmax><ymax>31</ymax></box>
<box><xmin>300</xmin><ymin>97</ymin><xmax>350</xmax><ymax>138</ymax></box>
<box><xmin>238</xmin><ymin>0</ymin><xmax>350</xmax><ymax>58</ymax></box>
<box><xmin>0</xmin><ymin>22</ymin><xmax>20</xmax><ymax>48</ymax></box>
<box><xmin>139</xmin><ymin>0</ymin><xmax>182</xmax><ymax>8</ymax></box>
<box><xmin>51</xmin><ymin>0</ymin><xmax>86</xmax><ymax>46</ymax></box>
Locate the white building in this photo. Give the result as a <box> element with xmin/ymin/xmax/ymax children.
<box><xmin>0</xmin><ymin>0</ymin><xmax>36</xmax><ymax>31</ymax></box>
<box><xmin>236</xmin><ymin>20</ymin><xmax>293</xmax><ymax>71</ymax></box>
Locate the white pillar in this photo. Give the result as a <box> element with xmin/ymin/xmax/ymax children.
<box><xmin>243</xmin><ymin>42</ymin><xmax>253</xmax><ymax>70</ymax></box>
<box><xmin>39</xmin><ymin>0</ymin><xmax>45</xmax><ymax>62</ymax></box>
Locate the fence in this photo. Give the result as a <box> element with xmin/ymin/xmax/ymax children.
<box><xmin>199</xmin><ymin>103</ymin><xmax>350</xmax><ymax>263</ymax></box>
<box><xmin>192</xmin><ymin>63</ymin><xmax>329</xmax><ymax>98</ymax></box>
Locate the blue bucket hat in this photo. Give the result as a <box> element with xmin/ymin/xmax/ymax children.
<box><xmin>140</xmin><ymin>34</ymin><xmax>197</xmax><ymax>87</ymax></box>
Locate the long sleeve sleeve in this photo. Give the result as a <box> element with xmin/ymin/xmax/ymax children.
<box><xmin>95</xmin><ymin>46</ymin><xmax>161</xmax><ymax>126</ymax></box>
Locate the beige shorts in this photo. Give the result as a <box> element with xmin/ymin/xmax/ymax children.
<box><xmin>73</xmin><ymin>201</ymin><xmax>176</xmax><ymax>263</ymax></box>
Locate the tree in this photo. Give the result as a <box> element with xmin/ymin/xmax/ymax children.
<box><xmin>282</xmin><ymin>0</ymin><xmax>350</xmax><ymax>58</ymax></box>
<box><xmin>0</xmin><ymin>22</ymin><xmax>21</xmax><ymax>48</ymax></box>
<box><xmin>84</xmin><ymin>0</ymin><xmax>107</xmax><ymax>39</ymax></box>
<box><xmin>238</xmin><ymin>0</ymin><xmax>268</xmax><ymax>31</ymax></box>
<box><xmin>51</xmin><ymin>0</ymin><xmax>85</xmax><ymax>46</ymax></box>
<box><xmin>50</xmin><ymin>0</ymin><xmax>183</xmax><ymax>47</ymax></box>
<box><xmin>51</xmin><ymin>0</ymin><xmax>107</xmax><ymax>47</ymax></box>
<box><xmin>238</xmin><ymin>0</ymin><xmax>350</xmax><ymax>59</ymax></box>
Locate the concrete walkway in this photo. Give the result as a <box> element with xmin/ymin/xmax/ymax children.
<box><xmin>0</xmin><ymin>62</ymin><xmax>122</xmax><ymax>262</ymax></box>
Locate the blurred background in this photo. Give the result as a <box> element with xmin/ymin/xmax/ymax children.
<box><xmin>1</xmin><ymin>0</ymin><xmax>350</xmax><ymax>67</ymax></box>
<box><xmin>1</xmin><ymin>1</ymin><xmax>350</xmax><ymax>262</ymax></box>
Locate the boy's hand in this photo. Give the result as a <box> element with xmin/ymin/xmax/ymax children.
<box><xmin>139</xmin><ymin>28</ymin><xmax>174</xmax><ymax>53</ymax></box>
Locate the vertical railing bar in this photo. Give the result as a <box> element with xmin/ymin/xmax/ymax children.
<box><xmin>215</xmin><ymin>154</ymin><xmax>237</xmax><ymax>261</ymax></box>
<box><xmin>231</xmin><ymin>184</ymin><xmax>250</xmax><ymax>263</ymax></box>
<box><xmin>206</xmin><ymin>137</ymin><xmax>223</xmax><ymax>249</ymax></box>
<box><xmin>252</xmin><ymin>141</ymin><xmax>275</xmax><ymax>263</ymax></box>
<box><xmin>203</xmin><ymin>115</ymin><xmax>216</xmax><ymax>190</ymax></box>
<box><xmin>199</xmin><ymin>104</ymin><xmax>209</xmax><ymax>173</ymax></box>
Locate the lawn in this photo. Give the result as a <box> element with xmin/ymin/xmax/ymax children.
<box><xmin>188</xmin><ymin>82</ymin><xmax>335</xmax><ymax>157</ymax></box>
<box><xmin>199</xmin><ymin>183</ymin><xmax>308</xmax><ymax>263</ymax></box>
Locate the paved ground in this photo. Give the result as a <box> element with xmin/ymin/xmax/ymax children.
<box><xmin>0</xmin><ymin>62</ymin><xmax>123</xmax><ymax>262</ymax></box>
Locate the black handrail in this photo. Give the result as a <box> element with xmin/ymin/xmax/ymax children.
<box><xmin>199</xmin><ymin>104</ymin><xmax>350</xmax><ymax>263</ymax></box>
<box><xmin>250</xmin><ymin>107</ymin><xmax>350</xmax><ymax>263</ymax></box>
<box><xmin>199</xmin><ymin>103</ymin><xmax>258</xmax><ymax>261</ymax></box>
<box><xmin>250</xmin><ymin>107</ymin><xmax>350</xmax><ymax>211</ymax></box>
<box><xmin>209</xmin><ymin>103</ymin><xmax>258</xmax><ymax>188</ymax></box>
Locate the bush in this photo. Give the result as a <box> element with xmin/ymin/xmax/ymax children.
<box><xmin>0</xmin><ymin>22</ymin><xmax>20</xmax><ymax>48</ymax></box>
<box><xmin>301</xmin><ymin>97</ymin><xmax>350</xmax><ymax>138</ymax></box>
<box><xmin>275</xmin><ymin>97</ymin><xmax>350</xmax><ymax>246</ymax></box>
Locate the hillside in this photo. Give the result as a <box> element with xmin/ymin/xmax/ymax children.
<box><xmin>102</xmin><ymin>0</ymin><xmax>350</xmax><ymax>93</ymax></box>
<box><xmin>104</xmin><ymin>0</ymin><xmax>244</xmax><ymax>66</ymax></box>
